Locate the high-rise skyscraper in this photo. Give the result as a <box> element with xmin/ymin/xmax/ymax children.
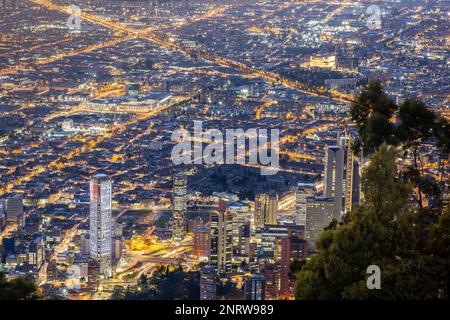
<box><xmin>255</xmin><ymin>193</ymin><xmax>278</xmax><ymax>229</ymax></box>
<box><xmin>237</xmin><ymin>224</ymin><xmax>251</xmax><ymax>257</ymax></box>
<box><xmin>0</xmin><ymin>200</ymin><xmax>6</xmax><ymax>231</ymax></box>
<box><xmin>2</xmin><ymin>195</ymin><xmax>23</xmax><ymax>223</ymax></box>
<box><xmin>0</xmin><ymin>212</ymin><xmax>5</xmax><ymax>231</ymax></box>
<box><xmin>258</xmin><ymin>224</ymin><xmax>304</xmax><ymax>258</ymax></box>
<box><xmin>89</xmin><ymin>174</ymin><xmax>112</xmax><ymax>278</ymax></box>
<box><xmin>112</xmin><ymin>236</ymin><xmax>123</xmax><ymax>261</ymax></box>
<box><xmin>210</xmin><ymin>199</ymin><xmax>232</xmax><ymax>275</ymax></box>
<box><xmin>278</xmin><ymin>233</ymin><xmax>308</xmax><ymax>298</ymax></box>
<box><xmin>244</xmin><ymin>274</ymin><xmax>266</xmax><ymax>300</ymax></box>
<box><xmin>80</xmin><ymin>233</ymin><xmax>90</xmax><ymax>256</ymax></box>
<box><xmin>172</xmin><ymin>172</ymin><xmax>187</xmax><ymax>243</ymax></box>
<box><xmin>339</xmin><ymin>132</ymin><xmax>360</xmax><ymax>214</ymax></box>
<box><xmin>200</xmin><ymin>265</ymin><xmax>217</xmax><ymax>300</ymax></box>
<box><xmin>293</xmin><ymin>183</ymin><xmax>316</xmax><ymax>226</ymax></box>
<box><xmin>87</xmin><ymin>259</ymin><xmax>100</xmax><ymax>291</ymax></box>
<box><xmin>228</xmin><ymin>201</ymin><xmax>251</xmax><ymax>247</ymax></box>
<box><xmin>263</xmin><ymin>263</ymin><xmax>280</xmax><ymax>300</ymax></box>
<box><xmin>193</xmin><ymin>227</ymin><xmax>210</xmax><ymax>258</ymax></box>
<box><xmin>442</xmin><ymin>180</ymin><xmax>450</xmax><ymax>213</ymax></box>
<box><xmin>305</xmin><ymin>197</ymin><xmax>335</xmax><ymax>251</ymax></box>
<box><xmin>324</xmin><ymin>145</ymin><xmax>344</xmax><ymax>216</ymax></box>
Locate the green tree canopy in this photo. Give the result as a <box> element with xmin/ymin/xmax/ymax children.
<box><xmin>0</xmin><ymin>273</ymin><xmax>40</xmax><ymax>300</ymax></box>
<box><xmin>350</xmin><ymin>82</ymin><xmax>450</xmax><ymax>157</ymax></box>
<box><xmin>350</xmin><ymin>82</ymin><xmax>398</xmax><ymax>152</ymax></box>
<box><xmin>397</xmin><ymin>99</ymin><xmax>436</xmax><ymax>147</ymax></box>
<box><xmin>350</xmin><ymin>83</ymin><xmax>450</xmax><ymax>210</ymax></box>
<box><xmin>294</xmin><ymin>145</ymin><xmax>449</xmax><ymax>300</ymax></box>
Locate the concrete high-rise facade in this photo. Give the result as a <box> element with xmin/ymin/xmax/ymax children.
<box><xmin>112</xmin><ymin>237</ymin><xmax>123</xmax><ymax>261</ymax></box>
<box><xmin>443</xmin><ymin>180</ymin><xmax>450</xmax><ymax>213</ymax></box>
<box><xmin>210</xmin><ymin>200</ymin><xmax>232</xmax><ymax>275</ymax></box>
<box><xmin>228</xmin><ymin>201</ymin><xmax>251</xmax><ymax>247</ymax></box>
<box><xmin>200</xmin><ymin>265</ymin><xmax>217</xmax><ymax>300</ymax></box>
<box><xmin>258</xmin><ymin>224</ymin><xmax>304</xmax><ymax>258</ymax></box>
<box><xmin>244</xmin><ymin>274</ymin><xmax>266</xmax><ymax>300</ymax></box>
<box><xmin>255</xmin><ymin>193</ymin><xmax>278</xmax><ymax>229</ymax></box>
<box><xmin>263</xmin><ymin>264</ymin><xmax>280</xmax><ymax>300</ymax></box>
<box><xmin>172</xmin><ymin>172</ymin><xmax>187</xmax><ymax>243</ymax></box>
<box><xmin>237</xmin><ymin>224</ymin><xmax>251</xmax><ymax>257</ymax></box>
<box><xmin>278</xmin><ymin>233</ymin><xmax>307</xmax><ymax>298</ymax></box>
<box><xmin>324</xmin><ymin>145</ymin><xmax>344</xmax><ymax>216</ymax></box>
<box><xmin>339</xmin><ymin>133</ymin><xmax>360</xmax><ymax>215</ymax></box>
<box><xmin>305</xmin><ymin>197</ymin><xmax>335</xmax><ymax>251</ymax></box>
<box><xmin>87</xmin><ymin>259</ymin><xmax>100</xmax><ymax>290</ymax></box>
<box><xmin>293</xmin><ymin>183</ymin><xmax>316</xmax><ymax>226</ymax></box>
<box><xmin>89</xmin><ymin>174</ymin><xmax>112</xmax><ymax>278</ymax></box>
<box><xmin>80</xmin><ymin>233</ymin><xmax>90</xmax><ymax>256</ymax></box>
<box><xmin>2</xmin><ymin>195</ymin><xmax>23</xmax><ymax>223</ymax></box>
<box><xmin>193</xmin><ymin>227</ymin><xmax>210</xmax><ymax>258</ymax></box>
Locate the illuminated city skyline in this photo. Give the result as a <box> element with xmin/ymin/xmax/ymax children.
<box><xmin>0</xmin><ymin>0</ymin><xmax>448</xmax><ymax>302</ymax></box>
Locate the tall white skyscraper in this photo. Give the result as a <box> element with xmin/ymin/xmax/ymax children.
<box><xmin>90</xmin><ymin>174</ymin><xmax>112</xmax><ymax>278</ymax></box>
<box><xmin>172</xmin><ymin>172</ymin><xmax>187</xmax><ymax>243</ymax></box>
<box><xmin>324</xmin><ymin>145</ymin><xmax>344</xmax><ymax>216</ymax></box>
